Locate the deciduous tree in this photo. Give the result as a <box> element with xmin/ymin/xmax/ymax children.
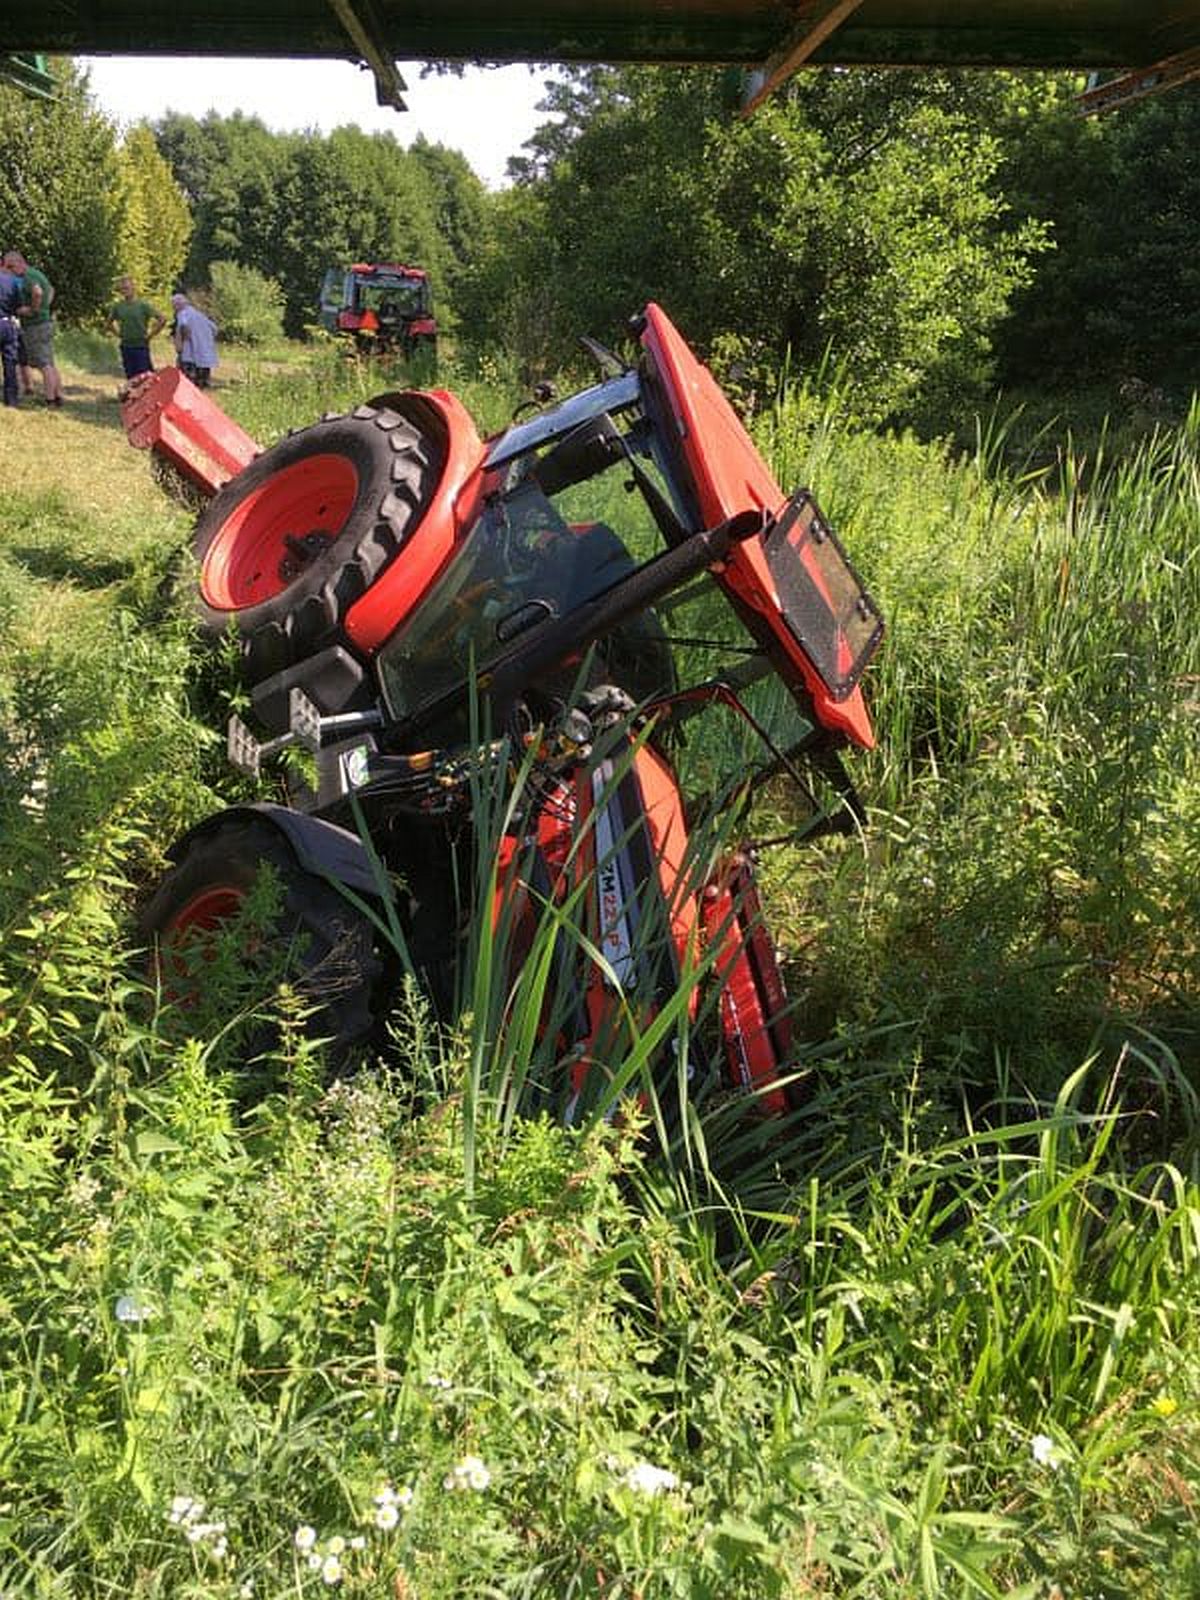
<box><xmin>0</xmin><ymin>60</ymin><xmax>123</xmax><ymax>318</ymax></box>
<box><xmin>115</xmin><ymin>125</ymin><xmax>191</xmax><ymax>306</ymax></box>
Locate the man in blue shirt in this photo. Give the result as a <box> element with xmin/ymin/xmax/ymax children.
<box><xmin>0</xmin><ymin>261</ymin><xmax>20</xmax><ymax>406</ymax></box>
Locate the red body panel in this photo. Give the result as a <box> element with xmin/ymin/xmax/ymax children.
<box><xmin>343</xmin><ymin>390</ymin><xmax>489</xmax><ymax>654</ymax></box>
<box><xmin>640</xmin><ymin>303</ymin><xmax>875</xmax><ymax>749</ymax></box>
<box><xmin>635</xmin><ymin>741</ymin><xmax>699</xmax><ymax>966</ymax></box>
<box><xmin>701</xmin><ymin>855</ymin><xmax>793</xmax><ymax>1115</ymax></box>
<box><xmin>350</xmin><ymin>263</ymin><xmax>427</xmax><ymax>280</ymax></box>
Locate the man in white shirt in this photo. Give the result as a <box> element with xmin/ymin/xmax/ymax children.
<box><xmin>172</xmin><ymin>292</ymin><xmax>219</xmax><ymax>388</ymax></box>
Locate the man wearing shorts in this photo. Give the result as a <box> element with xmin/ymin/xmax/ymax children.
<box><xmin>3</xmin><ymin>250</ymin><xmax>63</xmax><ymax>406</ymax></box>
<box><xmin>109</xmin><ymin>276</ymin><xmax>165</xmax><ymax>379</ymax></box>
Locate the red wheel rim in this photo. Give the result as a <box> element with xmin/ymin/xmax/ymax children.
<box><xmin>169</xmin><ymin>885</ymin><xmax>245</xmax><ymax>936</ymax></box>
<box><xmin>156</xmin><ymin>885</ymin><xmax>247</xmax><ymax>1001</ymax></box>
<box><xmin>200</xmin><ymin>454</ymin><xmax>359</xmax><ymax>609</ymax></box>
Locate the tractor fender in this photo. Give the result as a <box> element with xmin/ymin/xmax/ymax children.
<box><xmin>167</xmin><ymin>803</ymin><xmax>385</xmax><ymax>901</ymax></box>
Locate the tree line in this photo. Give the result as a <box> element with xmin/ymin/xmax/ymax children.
<box><xmin>2</xmin><ymin>59</ymin><xmax>1195</xmax><ymax>429</ymax></box>
<box><xmin>455</xmin><ymin>67</ymin><xmax>1198</xmax><ymax>424</ymax></box>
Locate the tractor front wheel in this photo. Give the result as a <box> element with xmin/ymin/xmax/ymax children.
<box><xmin>194</xmin><ymin>406</ymin><xmax>444</xmax><ymax>683</ymax></box>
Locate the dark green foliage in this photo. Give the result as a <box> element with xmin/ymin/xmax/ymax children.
<box><xmin>996</xmin><ymin>84</ymin><xmax>1200</xmax><ymax>390</ymax></box>
<box><xmin>457</xmin><ymin>67</ymin><xmax>1046</xmax><ymax>419</ymax></box>
<box><xmin>407</xmin><ymin>134</ymin><xmax>490</xmax><ymax>327</ymax></box>
<box><xmin>458</xmin><ymin>67</ymin><xmax>1198</xmax><ymax>434</ymax></box>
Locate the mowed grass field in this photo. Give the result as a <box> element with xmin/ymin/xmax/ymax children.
<box><xmin>0</xmin><ymin>329</ymin><xmax>1196</xmax><ymax>1597</ymax></box>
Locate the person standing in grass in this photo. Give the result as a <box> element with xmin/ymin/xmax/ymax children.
<box><xmin>0</xmin><ymin>258</ymin><xmax>20</xmax><ymax>406</ymax></box>
<box><xmin>108</xmin><ymin>276</ymin><xmax>165</xmax><ymax>380</ymax></box>
<box><xmin>3</xmin><ymin>249</ymin><xmax>64</xmax><ymax>407</ymax></box>
<box><xmin>171</xmin><ymin>292</ymin><xmax>218</xmax><ymax>388</ymax></box>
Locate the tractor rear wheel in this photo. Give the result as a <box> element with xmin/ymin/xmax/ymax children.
<box><xmin>139</xmin><ymin>816</ymin><xmax>383</xmax><ymax>1070</ymax></box>
<box><xmin>194</xmin><ymin>406</ymin><xmax>443</xmax><ymax>683</ymax></box>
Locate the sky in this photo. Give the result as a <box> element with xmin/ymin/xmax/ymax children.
<box><xmin>78</xmin><ymin>56</ymin><xmax>556</xmax><ymax>189</ymax></box>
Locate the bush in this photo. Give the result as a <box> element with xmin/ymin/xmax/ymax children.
<box><xmin>207</xmin><ymin>260</ymin><xmax>286</xmax><ymax>345</ymax></box>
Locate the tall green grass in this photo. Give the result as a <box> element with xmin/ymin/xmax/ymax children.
<box><xmin>756</xmin><ymin>382</ymin><xmax>1199</xmax><ymax>1115</ymax></box>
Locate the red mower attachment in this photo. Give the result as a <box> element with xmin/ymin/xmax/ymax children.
<box><xmin>121</xmin><ymin>368</ymin><xmax>260</xmax><ymax>498</ymax></box>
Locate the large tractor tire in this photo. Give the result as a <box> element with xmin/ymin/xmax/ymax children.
<box><xmin>194</xmin><ymin>405</ymin><xmax>444</xmax><ymax>683</ymax></box>
<box><xmin>138</xmin><ymin>816</ymin><xmax>384</xmax><ymax>1069</ymax></box>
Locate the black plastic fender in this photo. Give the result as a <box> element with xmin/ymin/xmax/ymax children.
<box><xmin>166</xmin><ymin>803</ymin><xmax>385</xmax><ymax>901</ymax></box>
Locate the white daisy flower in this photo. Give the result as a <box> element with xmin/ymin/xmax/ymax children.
<box><xmin>623</xmin><ymin>1461</ymin><xmax>679</xmax><ymax>1496</ymax></box>
<box><xmin>444</xmin><ymin>1454</ymin><xmax>491</xmax><ymax>1492</ymax></box>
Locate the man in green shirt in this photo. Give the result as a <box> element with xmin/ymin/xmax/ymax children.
<box><xmin>2</xmin><ymin>249</ymin><xmax>63</xmax><ymax>407</ymax></box>
<box><xmin>108</xmin><ymin>276</ymin><xmax>166</xmax><ymax>379</ymax></box>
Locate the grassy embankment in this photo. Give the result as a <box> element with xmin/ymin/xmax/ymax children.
<box><xmin>0</xmin><ymin>330</ymin><xmax>1196</xmax><ymax>1597</ymax></box>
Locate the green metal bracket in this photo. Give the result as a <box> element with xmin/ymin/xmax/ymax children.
<box><xmin>0</xmin><ymin>53</ymin><xmax>54</xmax><ymax>99</ymax></box>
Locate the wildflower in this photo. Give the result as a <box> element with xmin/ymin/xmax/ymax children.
<box><xmin>114</xmin><ymin>1293</ymin><xmax>155</xmax><ymax>1324</ymax></box>
<box><xmin>294</xmin><ymin>1524</ymin><xmax>318</xmax><ymax>1552</ymax></box>
<box><xmin>326</xmin><ymin>1535</ymin><xmax>346</xmax><ymax>1556</ymax></box>
<box><xmin>350</xmin><ymin>1535</ymin><xmax>366</xmax><ymax>1551</ymax></box>
<box><xmin>1151</xmin><ymin>1395</ymin><xmax>1178</xmax><ymax>1418</ymax></box>
<box><xmin>426</xmin><ymin>1373</ymin><xmax>452</xmax><ymax>1391</ymax></box>
<box><xmin>307</xmin><ymin>1552</ymin><xmax>323</xmax><ymax>1572</ymax></box>
<box><xmin>69</xmin><ymin>1172</ymin><xmax>101</xmax><ymax>1209</ymax></box>
<box><xmin>168</xmin><ymin>1494</ymin><xmax>199</xmax><ymax>1525</ymax></box>
<box><xmin>443</xmin><ymin>1454</ymin><xmax>491</xmax><ymax>1492</ymax></box>
<box><xmin>321</xmin><ymin>1553</ymin><xmax>343</xmax><ymax>1585</ymax></box>
<box><xmin>1030</xmin><ymin>1433</ymin><xmax>1061</xmax><ymax>1469</ymax></box>
<box><xmin>623</xmin><ymin>1461</ymin><xmax>679</xmax><ymax>1496</ymax></box>
<box><xmin>375</xmin><ymin>1502</ymin><xmax>400</xmax><ymax>1531</ymax></box>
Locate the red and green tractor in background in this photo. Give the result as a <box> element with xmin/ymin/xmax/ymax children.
<box><xmin>318</xmin><ymin>262</ymin><xmax>437</xmax><ymax>359</ymax></box>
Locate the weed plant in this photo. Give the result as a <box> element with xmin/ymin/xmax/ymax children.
<box><xmin>0</xmin><ymin>340</ymin><xmax>1195</xmax><ymax>1595</ymax></box>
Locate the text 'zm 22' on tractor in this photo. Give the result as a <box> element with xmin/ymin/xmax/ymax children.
<box><xmin>124</xmin><ymin>304</ymin><xmax>884</xmax><ymax>1126</ymax></box>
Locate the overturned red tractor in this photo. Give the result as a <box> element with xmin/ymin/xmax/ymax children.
<box><xmin>129</xmin><ymin>306</ymin><xmax>883</xmax><ymax>1121</ymax></box>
